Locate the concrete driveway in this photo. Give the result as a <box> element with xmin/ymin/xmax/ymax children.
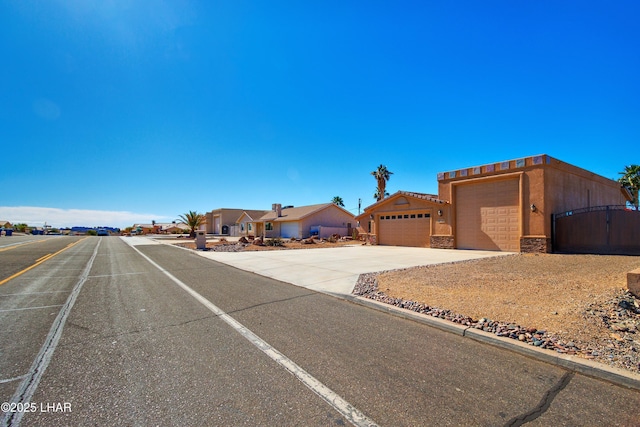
<box><xmin>193</xmin><ymin>245</ymin><xmax>512</xmax><ymax>296</ymax></box>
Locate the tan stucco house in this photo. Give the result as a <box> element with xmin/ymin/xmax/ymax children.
<box><xmin>205</xmin><ymin>208</ymin><xmax>246</xmax><ymax>235</ymax></box>
<box><xmin>236</xmin><ymin>210</ymin><xmax>271</xmax><ymax>237</ymax></box>
<box><xmin>355</xmin><ymin>191</ymin><xmax>448</xmax><ymax>247</ymax></box>
<box><xmin>357</xmin><ymin>154</ymin><xmax>628</xmax><ymax>253</ymax></box>
<box><xmin>241</xmin><ymin>203</ymin><xmax>355</xmax><ymax>239</ymax></box>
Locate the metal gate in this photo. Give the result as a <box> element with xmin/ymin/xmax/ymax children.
<box><xmin>552</xmin><ymin>205</ymin><xmax>640</xmax><ymax>255</ymax></box>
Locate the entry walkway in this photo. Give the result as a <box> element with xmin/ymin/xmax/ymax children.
<box><xmin>192</xmin><ymin>245</ymin><xmax>512</xmax><ymax>296</ymax></box>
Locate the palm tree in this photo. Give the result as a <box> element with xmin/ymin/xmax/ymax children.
<box><xmin>619</xmin><ymin>165</ymin><xmax>640</xmax><ymax>209</ymax></box>
<box><xmin>371</xmin><ymin>164</ymin><xmax>393</xmax><ymax>201</ymax></box>
<box><xmin>331</xmin><ymin>196</ymin><xmax>345</xmax><ymax>207</ymax></box>
<box><xmin>178</xmin><ymin>210</ymin><xmax>207</xmax><ymax>238</ymax></box>
<box><xmin>373</xmin><ymin>188</ymin><xmax>390</xmax><ymax>201</ymax></box>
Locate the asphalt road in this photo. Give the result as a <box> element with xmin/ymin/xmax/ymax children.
<box><xmin>1</xmin><ymin>236</ymin><xmax>639</xmax><ymax>426</ymax></box>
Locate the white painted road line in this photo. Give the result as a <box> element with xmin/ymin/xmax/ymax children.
<box><xmin>130</xmin><ymin>244</ymin><xmax>379</xmax><ymax>427</ymax></box>
<box><xmin>0</xmin><ymin>291</ymin><xmax>69</xmax><ymax>297</ymax></box>
<box><xmin>0</xmin><ymin>375</ymin><xmax>28</xmax><ymax>385</ymax></box>
<box><xmin>0</xmin><ymin>305</ymin><xmax>64</xmax><ymax>313</ymax></box>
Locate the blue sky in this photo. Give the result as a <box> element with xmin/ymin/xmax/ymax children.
<box><xmin>1</xmin><ymin>1</ymin><xmax>638</xmax><ymax>228</ymax></box>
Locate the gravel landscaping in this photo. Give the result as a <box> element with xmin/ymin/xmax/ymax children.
<box><xmin>353</xmin><ymin>254</ymin><xmax>640</xmax><ymax>374</ymax></box>
<box><xmin>173</xmin><ymin>238</ymin><xmax>359</xmax><ymax>252</ymax></box>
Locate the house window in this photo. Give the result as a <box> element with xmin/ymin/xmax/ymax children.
<box><xmin>391</xmin><ymin>215</ymin><xmax>396</xmax><ymax>219</ymax></box>
<box><xmin>417</xmin><ymin>214</ymin><xmax>423</xmax><ymax>218</ymax></box>
<box><xmin>385</xmin><ymin>216</ymin><xmax>390</xmax><ymax>220</ymax></box>
<box><xmin>241</xmin><ymin>223</ymin><xmax>245</xmax><ymax>232</ymax></box>
<box><xmin>425</xmin><ymin>213</ymin><xmax>431</xmax><ymax>218</ymax></box>
<box><xmin>265</xmin><ymin>222</ymin><xmax>273</xmax><ymax>231</ymax></box>
<box><xmin>380</xmin><ymin>216</ymin><xmax>385</xmax><ymax>220</ymax></box>
<box><xmin>410</xmin><ymin>214</ymin><xmax>416</xmax><ymax>218</ymax></box>
<box><xmin>248</xmin><ymin>223</ymin><xmax>253</xmax><ymax>231</ymax></box>
<box><xmin>403</xmin><ymin>215</ymin><xmax>409</xmax><ymax>219</ymax></box>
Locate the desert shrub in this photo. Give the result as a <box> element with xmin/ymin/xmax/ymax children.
<box><xmin>265</xmin><ymin>237</ymin><xmax>285</xmax><ymax>246</ymax></box>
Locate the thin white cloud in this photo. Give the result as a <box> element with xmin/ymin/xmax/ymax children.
<box><xmin>0</xmin><ymin>206</ymin><xmax>171</xmax><ymax>229</ymax></box>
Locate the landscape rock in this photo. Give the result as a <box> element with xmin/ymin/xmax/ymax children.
<box><xmin>353</xmin><ymin>272</ymin><xmax>640</xmax><ymax>374</ymax></box>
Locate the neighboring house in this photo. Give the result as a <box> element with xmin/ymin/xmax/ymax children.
<box><xmin>244</xmin><ymin>203</ymin><xmax>355</xmax><ymax>239</ymax></box>
<box><xmin>205</xmin><ymin>208</ymin><xmax>245</xmax><ymax>235</ymax></box>
<box><xmin>131</xmin><ymin>224</ymin><xmax>159</xmax><ymax>235</ymax></box>
<box><xmin>357</xmin><ymin>154</ymin><xmax>628</xmax><ymax>253</ymax></box>
<box><xmin>159</xmin><ymin>222</ymin><xmax>189</xmax><ymax>234</ymax></box>
<box><xmin>0</xmin><ymin>220</ymin><xmax>12</xmax><ymax>229</ymax></box>
<box><xmin>70</xmin><ymin>226</ymin><xmax>119</xmax><ymax>235</ymax></box>
<box><xmin>236</xmin><ymin>210</ymin><xmax>271</xmax><ymax>238</ymax></box>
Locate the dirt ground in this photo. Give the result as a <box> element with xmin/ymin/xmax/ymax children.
<box><xmin>376</xmin><ymin>253</ymin><xmax>640</xmax><ymax>344</ymax></box>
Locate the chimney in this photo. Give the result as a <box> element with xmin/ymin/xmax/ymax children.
<box><xmin>272</xmin><ymin>203</ymin><xmax>282</xmax><ymax>217</ymax></box>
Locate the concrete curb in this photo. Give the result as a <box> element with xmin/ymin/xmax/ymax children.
<box><xmin>345</xmin><ymin>295</ymin><xmax>640</xmax><ymax>392</ymax></box>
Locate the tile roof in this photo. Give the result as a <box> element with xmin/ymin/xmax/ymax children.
<box><xmin>396</xmin><ymin>191</ymin><xmax>446</xmax><ymax>203</ymax></box>
<box><xmin>239</xmin><ymin>210</ymin><xmax>271</xmax><ymax>221</ymax></box>
<box><xmin>355</xmin><ymin>191</ymin><xmax>449</xmax><ymax>221</ymax></box>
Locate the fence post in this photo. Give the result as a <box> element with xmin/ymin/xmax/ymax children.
<box><xmin>551</xmin><ymin>213</ymin><xmax>556</xmax><ymax>253</ymax></box>
<box><xmin>606</xmin><ymin>205</ymin><xmax>610</xmax><ymax>249</ymax></box>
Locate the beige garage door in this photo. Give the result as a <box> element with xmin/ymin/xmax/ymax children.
<box><xmin>378</xmin><ymin>212</ymin><xmax>431</xmax><ymax>247</ymax></box>
<box><xmin>456</xmin><ymin>179</ymin><xmax>520</xmax><ymax>251</ymax></box>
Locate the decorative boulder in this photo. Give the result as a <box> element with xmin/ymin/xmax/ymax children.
<box><xmin>628</xmin><ymin>268</ymin><xmax>640</xmax><ymax>298</ymax></box>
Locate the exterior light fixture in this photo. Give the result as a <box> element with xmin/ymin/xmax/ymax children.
<box><xmin>437</xmin><ymin>210</ymin><xmax>443</xmax><ymax>216</ymax></box>
<box><xmin>530</xmin><ymin>204</ymin><xmax>537</xmax><ymax>212</ymax></box>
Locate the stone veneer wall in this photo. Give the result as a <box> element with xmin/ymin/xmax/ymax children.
<box><xmin>520</xmin><ymin>237</ymin><xmax>551</xmax><ymax>253</ymax></box>
<box><xmin>430</xmin><ymin>235</ymin><xmax>454</xmax><ymax>249</ymax></box>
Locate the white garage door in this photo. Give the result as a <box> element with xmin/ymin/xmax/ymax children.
<box><xmin>456</xmin><ymin>179</ymin><xmax>520</xmax><ymax>251</ymax></box>
<box><xmin>280</xmin><ymin>222</ymin><xmax>299</xmax><ymax>238</ymax></box>
<box><xmin>378</xmin><ymin>212</ymin><xmax>431</xmax><ymax>247</ymax></box>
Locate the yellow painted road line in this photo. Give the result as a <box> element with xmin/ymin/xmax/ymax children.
<box><xmin>0</xmin><ymin>238</ymin><xmax>89</xmax><ymax>286</ymax></box>
<box><xmin>0</xmin><ymin>240</ymin><xmax>46</xmax><ymax>253</ymax></box>
<box><xmin>35</xmin><ymin>254</ymin><xmax>53</xmax><ymax>263</ymax></box>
